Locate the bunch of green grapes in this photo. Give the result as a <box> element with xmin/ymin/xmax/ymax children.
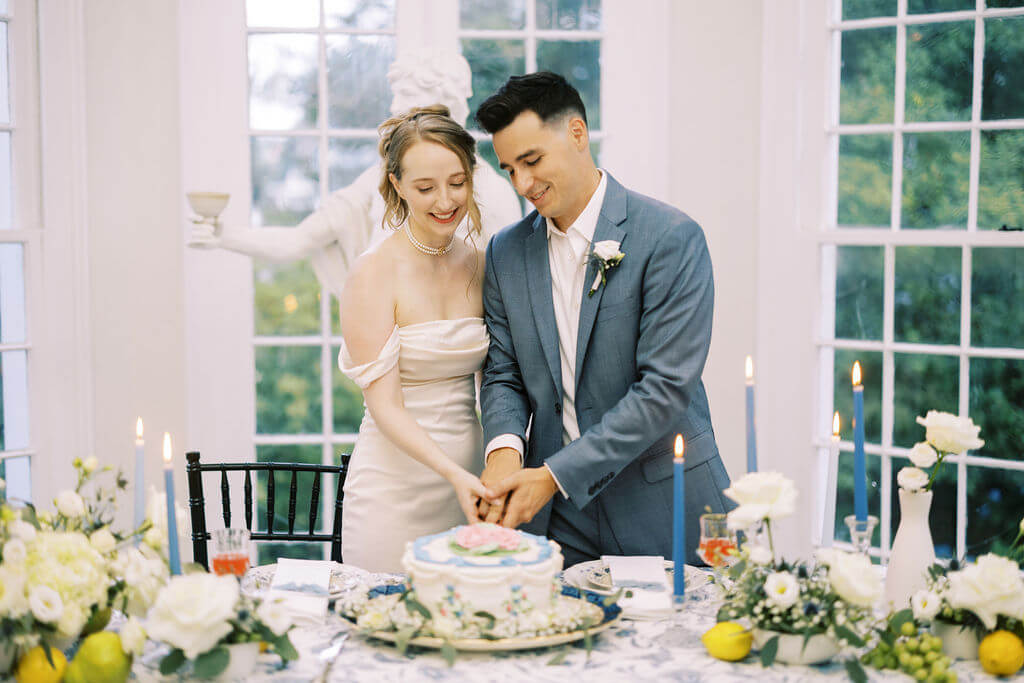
<box><xmin>861</xmin><ymin>621</ymin><xmax>957</xmax><ymax>682</ymax></box>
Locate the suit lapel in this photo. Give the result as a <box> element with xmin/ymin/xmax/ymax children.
<box><xmin>575</xmin><ymin>175</ymin><xmax>629</xmax><ymax>395</ymax></box>
<box><xmin>523</xmin><ymin>215</ymin><xmax>562</xmax><ymax>395</ymax></box>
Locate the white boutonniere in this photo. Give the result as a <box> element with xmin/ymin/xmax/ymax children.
<box><xmin>587</xmin><ymin>240</ymin><xmax>625</xmax><ymax>297</ymax></box>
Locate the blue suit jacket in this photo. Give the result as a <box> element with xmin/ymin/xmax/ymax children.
<box><xmin>481</xmin><ymin>173</ymin><xmax>733</xmax><ymax>561</ymax></box>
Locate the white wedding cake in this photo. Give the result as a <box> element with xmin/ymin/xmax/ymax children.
<box><xmin>401</xmin><ymin>523</ymin><xmax>564</xmax><ymax>618</ymax></box>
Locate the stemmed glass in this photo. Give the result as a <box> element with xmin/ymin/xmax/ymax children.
<box><xmin>697</xmin><ymin>513</ymin><xmax>739</xmax><ymax>567</ymax></box>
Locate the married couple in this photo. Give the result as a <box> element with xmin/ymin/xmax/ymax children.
<box><xmin>338</xmin><ymin>72</ymin><xmax>732</xmax><ymax>573</ymax></box>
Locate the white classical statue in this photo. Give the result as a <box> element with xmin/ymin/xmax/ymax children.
<box><xmin>188</xmin><ymin>49</ymin><xmax>522</xmax><ymax>298</ymax></box>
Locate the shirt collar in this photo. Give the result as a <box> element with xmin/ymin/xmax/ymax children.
<box><xmin>545</xmin><ymin>169</ymin><xmax>607</xmax><ymax>243</ymax></box>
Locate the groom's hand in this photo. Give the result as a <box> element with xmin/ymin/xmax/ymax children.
<box><xmin>478</xmin><ymin>448</ymin><xmax>521</xmax><ymax>524</ymax></box>
<box><xmin>491</xmin><ymin>467</ymin><xmax>558</xmax><ymax>530</ymax></box>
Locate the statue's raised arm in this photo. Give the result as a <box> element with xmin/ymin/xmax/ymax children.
<box><xmin>187</xmin><ymin>49</ymin><xmax>522</xmax><ymax>299</ymax></box>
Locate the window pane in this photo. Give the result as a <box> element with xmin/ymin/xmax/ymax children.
<box><xmin>978</xmin><ymin>130</ymin><xmax>1024</xmax><ymax>231</ymax></box>
<box><xmin>0</xmin><ymin>131</ymin><xmax>10</xmax><ymax>230</ymax></box>
<box><xmin>0</xmin><ymin>349</ymin><xmax>28</xmax><ymax>450</ymax></box>
<box><xmin>253</xmin><ymin>260</ymin><xmax>320</xmax><ymax>336</ymax></box>
<box><xmin>0</xmin><ymin>21</ymin><xmax>9</xmax><ymax>125</ymax></box>
<box><xmin>982</xmin><ymin>16</ymin><xmax>1024</xmax><ymax>120</ymax></box>
<box><xmin>834</xmin><ymin>349</ymin><xmax>883</xmax><ymax>444</ymax></box>
<box><xmin>332</xmin><ymin>345</ymin><xmax>365</xmax><ymax>433</ymax></box>
<box><xmin>459</xmin><ymin>0</ymin><xmax>525</xmax><ymax>30</ymax></box>
<box><xmin>905</xmin><ymin>22</ymin><xmax>972</xmax><ymax>122</ymax></box>
<box><xmin>0</xmin><ymin>456</ymin><xmax>30</xmax><ymax>505</ymax></box>
<box><xmin>972</xmin><ymin>247</ymin><xmax>1024</xmax><ymax>348</ymax></box>
<box><xmin>248</xmin><ymin>34</ymin><xmax>317</xmax><ymax>131</ymax></box>
<box><xmin>537</xmin><ymin>0</ymin><xmax>601</xmax><ymax>30</ymax></box>
<box><xmin>838</xmin><ymin>134</ymin><xmax>892</xmax><ymax>228</ymax></box>
<box><xmin>834</xmin><ymin>450</ymin><xmax>882</xmax><ymax>546</ymax></box>
<box><xmin>987</xmin><ymin>0</ymin><xmax>1024</xmax><ymax>6</ymax></box>
<box><xmin>255</xmin><ymin>444</ymin><xmax>325</xmax><ymax>564</ymax></box>
<box><xmin>250</xmin><ymin>136</ymin><xmax>319</xmax><ymax>227</ymax></box>
<box><xmin>325</xmin><ymin>0</ymin><xmax>395</xmax><ymax>30</ymax></box>
<box><xmin>902</xmin><ymin>132</ymin><xmax>970</xmax><ymax>230</ymax></box>
<box><xmin>255</xmin><ymin>346</ymin><xmax>322</xmax><ymax>434</ymax></box>
<box><xmin>476</xmin><ymin>139</ymin><xmax>502</xmax><ymax>177</ymax></box>
<box><xmin>966</xmin><ymin>466</ymin><xmax>1024</xmax><ymax>559</ymax></box>
<box><xmin>842</xmin><ymin>0</ymin><xmax>896</xmax><ymax>20</ymax></box>
<box><xmin>328</xmin><ymin>138</ymin><xmax>378</xmax><ymax>192</ymax></box>
<box><xmin>835</xmin><ymin>246</ymin><xmax>884</xmax><ymax>341</ymax></box>
<box><xmin>246</xmin><ymin>0</ymin><xmax>319</xmax><ymax>28</ymax></box>
<box><xmin>892</xmin><ymin>353</ymin><xmax>959</xmax><ymax>448</ymax></box>
<box><xmin>461</xmin><ymin>39</ymin><xmax>526</xmax><ymax>131</ymax></box>
<box><xmin>840</xmin><ymin>28</ymin><xmax>896</xmax><ymax>125</ymax></box>
<box><xmin>326</xmin><ymin>35</ymin><xmax>395</xmax><ymax>129</ymax></box>
<box><xmin>969</xmin><ymin>357</ymin><xmax>1024</xmax><ymax>462</ymax></box>
<box><xmin>908</xmin><ymin>0</ymin><xmax>973</xmax><ymax>11</ymax></box>
<box><xmin>0</xmin><ymin>243</ymin><xmax>25</xmax><ymax>343</ymax></box>
<box><xmin>894</xmin><ymin>246</ymin><xmax>961</xmax><ymax>345</ymax></box>
<box><xmin>891</xmin><ymin>455</ymin><xmax>957</xmax><ymax>558</ymax></box>
<box><xmin>536</xmin><ymin>40</ymin><xmax>601</xmax><ymax>129</ymax></box>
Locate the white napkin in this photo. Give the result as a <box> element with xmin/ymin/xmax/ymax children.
<box><xmin>601</xmin><ymin>555</ymin><xmax>674</xmax><ymax>620</ymax></box>
<box><xmin>267</xmin><ymin>558</ymin><xmax>333</xmax><ymax>624</ymax></box>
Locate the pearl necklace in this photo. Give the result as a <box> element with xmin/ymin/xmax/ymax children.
<box><xmin>404</xmin><ymin>222</ymin><xmax>455</xmax><ymax>256</ymax></box>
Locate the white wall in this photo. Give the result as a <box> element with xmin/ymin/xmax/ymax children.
<box><xmin>81</xmin><ymin>0</ymin><xmax>187</xmax><ymax>527</ymax></box>
<box><xmin>666</xmin><ymin>2</ymin><xmax>763</xmax><ymax>484</ymax></box>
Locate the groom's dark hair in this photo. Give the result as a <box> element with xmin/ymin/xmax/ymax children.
<box><xmin>475</xmin><ymin>71</ymin><xmax>588</xmax><ymax>134</ymax></box>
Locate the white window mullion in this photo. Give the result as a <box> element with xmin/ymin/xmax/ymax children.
<box><xmin>525</xmin><ymin>0</ymin><xmax>536</xmax><ymax>73</ymax></box>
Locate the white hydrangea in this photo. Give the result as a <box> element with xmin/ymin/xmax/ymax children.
<box><xmin>23</xmin><ymin>531</ymin><xmax>109</xmax><ymax>637</ymax></box>
<box><xmin>0</xmin><ymin>565</ymin><xmax>29</xmax><ymax>618</ymax></box>
<box><xmin>2</xmin><ymin>538</ymin><xmax>27</xmax><ymax>565</ymax></box>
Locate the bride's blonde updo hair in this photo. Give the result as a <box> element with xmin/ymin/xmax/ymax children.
<box><xmin>377</xmin><ymin>104</ymin><xmax>482</xmax><ymax>238</ymax></box>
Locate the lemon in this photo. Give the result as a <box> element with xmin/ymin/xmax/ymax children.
<box><xmin>701</xmin><ymin>621</ymin><xmax>753</xmax><ymax>661</ymax></box>
<box><xmin>14</xmin><ymin>646</ymin><xmax>67</xmax><ymax>683</ymax></box>
<box><xmin>64</xmin><ymin>632</ymin><xmax>132</xmax><ymax>683</ymax></box>
<box><xmin>979</xmin><ymin>630</ymin><xmax>1024</xmax><ymax>677</ymax></box>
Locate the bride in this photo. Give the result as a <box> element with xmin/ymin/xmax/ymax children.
<box><xmin>338</xmin><ymin>105</ymin><xmax>494</xmax><ymax>572</ymax></box>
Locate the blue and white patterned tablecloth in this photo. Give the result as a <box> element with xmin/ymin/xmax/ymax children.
<box><xmin>129</xmin><ymin>567</ymin><xmax>992</xmax><ymax>682</ymax></box>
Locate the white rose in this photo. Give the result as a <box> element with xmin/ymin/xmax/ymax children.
<box><xmin>55</xmin><ymin>490</ymin><xmax>86</xmax><ymax>518</ymax></box>
<box><xmin>120</xmin><ymin>616</ymin><xmax>147</xmax><ymax>657</ymax></box>
<box><xmin>8</xmin><ymin>520</ymin><xmax>37</xmax><ymax>542</ymax></box>
<box><xmin>429</xmin><ymin>614</ymin><xmax>461</xmax><ymax>639</ymax></box>
<box><xmin>897</xmin><ymin>467</ymin><xmax>929</xmax><ymax>491</ymax></box>
<box><xmin>89</xmin><ymin>528</ymin><xmax>117</xmax><ymax>554</ymax></box>
<box><xmin>908</xmin><ymin>442</ymin><xmax>938</xmax><ymax>468</ymax></box>
<box><xmin>916</xmin><ymin>411</ymin><xmax>983</xmax><ymax>454</ymax></box>
<box><xmin>826</xmin><ymin>551</ymin><xmax>881</xmax><ymax>608</ymax></box>
<box><xmin>0</xmin><ymin>566</ymin><xmax>29</xmax><ymax>617</ymax></box>
<box><xmin>57</xmin><ymin>603</ymin><xmax>87</xmax><ymax>638</ymax></box>
<box><xmin>82</xmin><ymin>456</ymin><xmax>99</xmax><ymax>473</ymax></box>
<box><xmin>911</xmin><ymin>589</ymin><xmax>941</xmax><ymax>621</ymax></box>
<box><xmin>2</xmin><ymin>538</ymin><xmax>27</xmax><ymax>565</ymax></box>
<box><xmin>726</xmin><ymin>503</ymin><xmax>771</xmax><ymax>531</ymax></box>
<box><xmin>256</xmin><ymin>596</ymin><xmax>292</xmax><ymax>637</ymax></box>
<box><xmin>723</xmin><ymin>471</ymin><xmax>798</xmax><ymax>523</ymax></box>
<box><xmin>592</xmin><ymin>240</ymin><xmax>623</xmax><ymax>261</ymax></box>
<box><xmin>748</xmin><ymin>545</ymin><xmax>774</xmax><ymax>565</ymax></box>
<box><xmin>29</xmin><ymin>585</ymin><xmax>64</xmax><ymax>624</ymax></box>
<box><xmin>945</xmin><ymin>553</ymin><xmax>1024</xmax><ymax>630</ymax></box>
<box><xmin>145</xmin><ymin>573</ymin><xmax>239</xmax><ymax>659</ymax></box>
<box><xmin>763</xmin><ymin>572</ymin><xmax>800</xmax><ymax>609</ymax></box>
<box><xmin>356</xmin><ymin>608</ymin><xmax>391</xmax><ymax>632</ymax></box>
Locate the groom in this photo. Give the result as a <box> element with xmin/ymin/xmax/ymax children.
<box><xmin>477</xmin><ymin>72</ymin><xmax>732</xmax><ymax>567</ymax></box>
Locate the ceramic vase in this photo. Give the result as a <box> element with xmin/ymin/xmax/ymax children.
<box><xmin>932</xmin><ymin>621</ymin><xmax>981</xmax><ymax>661</ymax></box>
<box><xmin>751</xmin><ymin>628</ymin><xmax>839</xmax><ymax>665</ymax></box>
<box><xmin>216</xmin><ymin>641</ymin><xmax>260</xmax><ymax>681</ymax></box>
<box><xmin>885</xmin><ymin>489</ymin><xmax>936</xmax><ymax>610</ymax></box>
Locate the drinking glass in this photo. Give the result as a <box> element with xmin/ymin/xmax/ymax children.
<box><xmin>697</xmin><ymin>513</ymin><xmax>738</xmax><ymax>567</ymax></box>
<box><xmin>211</xmin><ymin>528</ymin><xmax>251</xmax><ymax>576</ymax></box>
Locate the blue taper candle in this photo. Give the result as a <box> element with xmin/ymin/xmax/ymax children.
<box><xmin>162</xmin><ymin>433</ymin><xmax>182</xmax><ymax>575</ymax></box>
<box><xmin>134</xmin><ymin>418</ymin><xmax>145</xmax><ymax>535</ymax></box>
<box><xmin>745</xmin><ymin>356</ymin><xmax>758</xmax><ymax>472</ymax></box>
<box><xmin>852</xmin><ymin>362</ymin><xmax>867</xmax><ymax>522</ymax></box>
<box><xmin>672</xmin><ymin>434</ymin><xmax>686</xmax><ymax>599</ymax></box>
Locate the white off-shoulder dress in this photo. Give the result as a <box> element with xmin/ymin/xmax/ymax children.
<box><xmin>338</xmin><ymin>317</ymin><xmax>488</xmax><ymax>572</ymax></box>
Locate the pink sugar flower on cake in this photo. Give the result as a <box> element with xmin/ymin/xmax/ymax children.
<box><xmin>455</xmin><ymin>523</ymin><xmax>522</xmax><ymax>551</ymax></box>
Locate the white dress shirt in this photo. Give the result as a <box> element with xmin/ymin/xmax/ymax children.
<box><xmin>486</xmin><ymin>171</ymin><xmax>608</xmax><ymax>498</ymax></box>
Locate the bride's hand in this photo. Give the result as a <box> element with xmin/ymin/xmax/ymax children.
<box><xmin>449</xmin><ymin>469</ymin><xmax>495</xmax><ymax>524</ymax></box>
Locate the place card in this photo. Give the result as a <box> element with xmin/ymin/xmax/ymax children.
<box><xmin>602</xmin><ymin>555</ymin><xmax>673</xmax><ymax>620</ymax></box>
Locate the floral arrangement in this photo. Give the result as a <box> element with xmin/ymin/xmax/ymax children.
<box><xmin>146</xmin><ymin>572</ymin><xmax>297</xmax><ymax>678</ymax></box>
<box><xmin>0</xmin><ymin>458</ymin><xmax>177</xmax><ymax>674</ymax></box>
<box><xmin>337</xmin><ymin>582</ymin><xmax>613</xmax><ymax>665</ymax></box>
<box><xmin>897</xmin><ymin>411</ymin><xmax>983</xmax><ymax>493</ymax></box>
